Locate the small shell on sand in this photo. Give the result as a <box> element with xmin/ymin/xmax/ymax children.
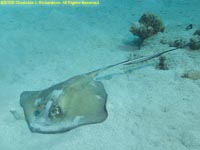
<box><xmin>181</xmin><ymin>71</ymin><xmax>200</xmax><ymax>80</ymax></box>
<box><xmin>10</xmin><ymin>109</ymin><xmax>24</xmax><ymax>120</ymax></box>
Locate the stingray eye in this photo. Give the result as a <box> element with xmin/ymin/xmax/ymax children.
<box><xmin>34</xmin><ymin>110</ymin><xmax>41</xmax><ymax>116</ymax></box>
<box><xmin>48</xmin><ymin>105</ymin><xmax>62</xmax><ymax>119</ymax></box>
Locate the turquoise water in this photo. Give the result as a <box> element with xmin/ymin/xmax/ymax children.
<box><xmin>0</xmin><ymin>0</ymin><xmax>200</xmax><ymax>149</ymax></box>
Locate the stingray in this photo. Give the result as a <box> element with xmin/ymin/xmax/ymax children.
<box><xmin>20</xmin><ymin>45</ymin><xmax>187</xmax><ymax>134</ymax></box>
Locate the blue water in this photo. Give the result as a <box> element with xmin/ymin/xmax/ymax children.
<box><xmin>0</xmin><ymin>0</ymin><xmax>200</xmax><ymax>150</ymax></box>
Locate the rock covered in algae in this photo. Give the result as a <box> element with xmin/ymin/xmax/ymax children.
<box><xmin>193</xmin><ymin>29</ymin><xmax>200</xmax><ymax>36</ymax></box>
<box><xmin>130</xmin><ymin>12</ymin><xmax>165</xmax><ymax>41</ymax></box>
<box><xmin>189</xmin><ymin>36</ymin><xmax>200</xmax><ymax>50</ymax></box>
<box><xmin>181</xmin><ymin>70</ymin><xmax>200</xmax><ymax>80</ymax></box>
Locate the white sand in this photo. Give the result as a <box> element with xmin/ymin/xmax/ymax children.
<box><xmin>0</xmin><ymin>0</ymin><xmax>200</xmax><ymax>149</ymax></box>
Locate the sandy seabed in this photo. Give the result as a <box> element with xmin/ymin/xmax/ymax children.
<box><xmin>0</xmin><ymin>0</ymin><xmax>200</xmax><ymax>150</ymax></box>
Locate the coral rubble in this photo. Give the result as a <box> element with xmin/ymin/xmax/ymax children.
<box><xmin>193</xmin><ymin>29</ymin><xmax>200</xmax><ymax>36</ymax></box>
<box><xmin>155</xmin><ymin>56</ymin><xmax>168</xmax><ymax>70</ymax></box>
<box><xmin>189</xmin><ymin>36</ymin><xmax>200</xmax><ymax>50</ymax></box>
<box><xmin>130</xmin><ymin>13</ymin><xmax>165</xmax><ymax>41</ymax></box>
<box><xmin>182</xmin><ymin>70</ymin><xmax>200</xmax><ymax>80</ymax></box>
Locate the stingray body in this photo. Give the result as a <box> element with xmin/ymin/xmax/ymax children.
<box><xmin>20</xmin><ymin>44</ymin><xmax>187</xmax><ymax>134</ymax></box>
<box><xmin>20</xmin><ymin>73</ymin><xmax>108</xmax><ymax>133</ymax></box>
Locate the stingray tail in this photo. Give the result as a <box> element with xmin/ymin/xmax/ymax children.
<box><xmin>86</xmin><ymin>59</ymin><xmax>131</xmax><ymax>77</ymax></box>
<box><xmin>87</xmin><ymin>42</ymin><xmax>191</xmax><ymax>77</ymax></box>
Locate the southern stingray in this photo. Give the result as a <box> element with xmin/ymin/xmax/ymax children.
<box><xmin>20</xmin><ymin>44</ymin><xmax>188</xmax><ymax>134</ymax></box>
